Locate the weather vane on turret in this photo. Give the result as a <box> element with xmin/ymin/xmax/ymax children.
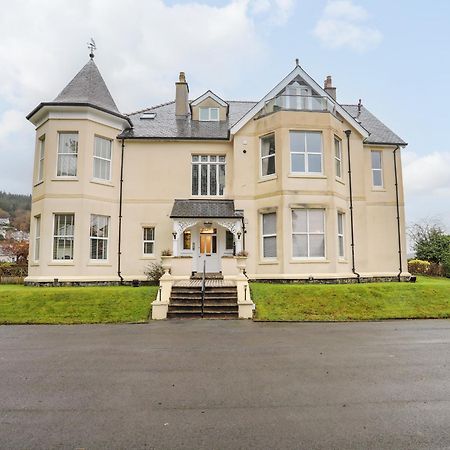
<box><xmin>87</xmin><ymin>38</ymin><xmax>96</xmax><ymax>59</ymax></box>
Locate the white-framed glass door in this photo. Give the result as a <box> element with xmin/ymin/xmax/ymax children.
<box><xmin>198</xmin><ymin>226</ymin><xmax>220</xmax><ymax>273</ymax></box>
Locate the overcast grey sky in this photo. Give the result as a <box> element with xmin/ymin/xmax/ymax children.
<box><xmin>0</xmin><ymin>0</ymin><xmax>449</xmax><ymax>229</ymax></box>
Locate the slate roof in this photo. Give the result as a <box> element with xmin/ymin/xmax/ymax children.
<box><xmin>119</xmin><ymin>101</ymin><xmax>256</xmax><ymax>140</ymax></box>
<box><xmin>27</xmin><ymin>59</ymin><xmax>131</xmax><ymax>125</ymax></box>
<box><xmin>170</xmin><ymin>199</ymin><xmax>243</xmax><ymax>218</ymax></box>
<box><xmin>53</xmin><ymin>59</ymin><xmax>120</xmax><ymax>113</ymax></box>
<box><xmin>119</xmin><ymin>99</ymin><xmax>405</xmax><ymax>145</ymax></box>
<box><xmin>342</xmin><ymin>105</ymin><xmax>406</xmax><ymax>145</ymax></box>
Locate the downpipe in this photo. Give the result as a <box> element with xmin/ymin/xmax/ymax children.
<box><xmin>393</xmin><ymin>145</ymin><xmax>403</xmax><ymax>282</ymax></box>
<box><xmin>345</xmin><ymin>130</ymin><xmax>361</xmax><ymax>283</ymax></box>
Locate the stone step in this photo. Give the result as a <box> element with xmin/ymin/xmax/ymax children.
<box><xmin>167</xmin><ymin>313</ymin><xmax>238</xmax><ymax>319</ymax></box>
<box><xmin>170</xmin><ymin>294</ymin><xmax>237</xmax><ymax>301</ymax></box>
<box><xmin>170</xmin><ymin>303</ymin><xmax>238</xmax><ymax>309</ymax></box>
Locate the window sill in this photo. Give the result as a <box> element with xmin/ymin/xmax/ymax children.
<box><xmin>87</xmin><ymin>261</ymin><xmax>112</xmax><ymax>266</ymax></box>
<box><xmin>335</xmin><ymin>177</ymin><xmax>345</xmax><ymax>185</ymax></box>
<box><xmin>259</xmin><ymin>259</ymin><xmax>279</xmax><ymax>265</ymax></box>
<box><xmin>48</xmin><ymin>261</ymin><xmax>75</xmax><ymax>266</ymax></box>
<box><xmin>372</xmin><ymin>187</ymin><xmax>386</xmax><ymax>192</ymax></box>
<box><xmin>338</xmin><ymin>259</ymin><xmax>348</xmax><ymax>264</ymax></box>
<box><xmin>258</xmin><ymin>174</ymin><xmax>277</xmax><ymax>183</ymax></box>
<box><xmin>33</xmin><ymin>180</ymin><xmax>44</xmax><ymax>187</ymax></box>
<box><xmin>288</xmin><ymin>173</ymin><xmax>326</xmax><ymax>179</ymax></box>
<box><xmin>289</xmin><ymin>258</ymin><xmax>329</xmax><ymax>264</ymax></box>
<box><xmin>51</xmin><ymin>177</ymin><xmax>79</xmax><ymax>182</ymax></box>
<box><xmin>90</xmin><ymin>178</ymin><xmax>114</xmax><ymax>187</ymax></box>
<box><xmin>140</xmin><ymin>255</ymin><xmax>156</xmax><ymax>260</ymax></box>
<box><xmin>29</xmin><ymin>262</ymin><xmax>40</xmax><ymax>267</ymax></box>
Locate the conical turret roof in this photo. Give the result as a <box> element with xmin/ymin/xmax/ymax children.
<box><xmin>53</xmin><ymin>59</ymin><xmax>119</xmax><ymax>113</ymax></box>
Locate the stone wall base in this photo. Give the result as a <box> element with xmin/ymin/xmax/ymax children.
<box><xmin>24</xmin><ymin>280</ymin><xmax>158</xmax><ymax>287</ymax></box>
<box><xmin>250</xmin><ymin>276</ymin><xmax>411</xmax><ymax>284</ymax></box>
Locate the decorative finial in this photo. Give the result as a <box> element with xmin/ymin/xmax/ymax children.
<box><xmin>357</xmin><ymin>98</ymin><xmax>362</xmax><ymax>114</ymax></box>
<box><xmin>87</xmin><ymin>38</ymin><xmax>96</xmax><ymax>59</ymax></box>
<box><xmin>295</xmin><ymin>58</ymin><xmax>299</xmax><ymax>66</ymax></box>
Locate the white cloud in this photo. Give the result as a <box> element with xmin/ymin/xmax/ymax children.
<box><xmin>403</xmin><ymin>151</ymin><xmax>450</xmax><ymax>196</ymax></box>
<box><xmin>313</xmin><ymin>0</ymin><xmax>382</xmax><ymax>52</ymax></box>
<box><xmin>0</xmin><ymin>0</ymin><xmax>294</xmax><ymax>194</ymax></box>
<box><xmin>402</xmin><ymin>151</ymin><xmax>450</xmax><ymax>229</ymax></box>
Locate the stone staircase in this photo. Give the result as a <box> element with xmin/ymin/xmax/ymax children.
<box><xmin>167</xmin><ymin>281</ymin><xmax>238</xmax><ymax>319</ymax></box>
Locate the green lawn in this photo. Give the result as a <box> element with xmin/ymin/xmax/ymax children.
<box><xmin>251</xmin><ymin>276</ymin><xmax>450</xmax><ymax>321</ymax></box>
<box><xmin>0</xmin><ymin>285</ymin><xmax>158</xmax><ymax>324</ymax></box>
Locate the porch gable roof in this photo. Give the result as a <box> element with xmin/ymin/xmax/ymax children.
<box><xmin>170</xmin><ymin>199</ymin><xmax>242</xmax><ymax>219</ymax></box>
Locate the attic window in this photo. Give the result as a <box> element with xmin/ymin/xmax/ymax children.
<box><xmin>199</xmin><ymin>107</ymin><xmax>219</xmax><ymax>122</ymax></box>
<box><xmin>141</xmin><ymin>112</ymin><xmax>156</xmax><ymax>119</ymax></box>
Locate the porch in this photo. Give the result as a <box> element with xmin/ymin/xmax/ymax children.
<box><xmin>152</xmin><ymin>199</ymin><xmax>254</xmax><ymax>319</ymax></box>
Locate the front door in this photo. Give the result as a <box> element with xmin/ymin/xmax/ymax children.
<box><xmin>198</xmin><ymin>227</ymin><xmax>220</xmax><ymax>273</ymax></box>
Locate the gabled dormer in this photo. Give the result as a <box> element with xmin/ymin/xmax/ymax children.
<box><xmin>190</xmin><ymin>90</ymin><xmax>229</xmax><ymax>122</ymax></box>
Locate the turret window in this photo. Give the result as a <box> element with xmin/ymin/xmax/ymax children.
<box><xmin>37</xmin><ymin>135</ymin><xmax>45</xmax><ymax>183</ymax></box>
<box><xmin>57</xmin><ymin>132</ymin><xmax>78</xmax><ymax>177</ymax></box>
<box><xmin>93</xmin><ymin>136</ymin><xmax>112</xmax><ymax>181</ymax></box>
<box><xmin>53</xmin><ymin>214</ymin><xmax>75</xmax><ymax>260</ymax></box>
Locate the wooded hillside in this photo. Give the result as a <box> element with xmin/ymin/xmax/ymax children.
<box><xmin>0</xmin><ymin>192</ymin><xmax>32</xmax><ymax>231</ymax></box>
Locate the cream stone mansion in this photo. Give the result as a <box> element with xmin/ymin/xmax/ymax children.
<box><xmin>26</xmin><ymin>54</ymin><xmax>408</xmax><ymax>313</ymax></box>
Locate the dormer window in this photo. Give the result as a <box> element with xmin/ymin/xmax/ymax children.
<box><xmin>199</xmin><ymin>107</ymin><xmax>219</xmax><ymax>122</ymax></box>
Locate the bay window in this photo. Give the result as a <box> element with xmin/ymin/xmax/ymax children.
<box><xmin>334</xmin><ymin>137</ymin><xmax>342</xmax><ymax>179</ymax></box>
<box><xmin>53</xmin><ymin>214</ymin><xmax>75</xmax><ymax>260</ymax></box>
<box><xmin>37</xmin><ymin>136</ymin><xmax>45</xmax><ymax>182</ymax></box>
<box><xmin>260</xmin><ymin>133</ymin><xmax>276</xmax><ymax>177</ymax></box>
<box><xmin>261</xmin><ymin>212</ymin><xmax>277</xmax><ymax>258</ymax></box>
<box><xmin>93</xmin><ymin>136</ymin><xmax>112</xmax><ymax>181</ymax></box>
<box><xmin>57</xmin><ymin>132</ymin><xmax>78</xmax><ymax>177</ymax></box>
<box><xmin>290</xmin><ymin>131</ymin><xmax>323</xmax><ymax>174</ymax></box>
<box><xmin>292</xmin><ymin>209</ymin><xmax>325</xmax><ymax>258</ymax></box>
<box><xmin>337</xmin><ymin>212</ymin><xmax>345</xmax><ymax>258</ymax></box>
<box><xmin>90</xmin><ymin>215</ymin><xmax>109</xmax><ymax>260</ymax></box>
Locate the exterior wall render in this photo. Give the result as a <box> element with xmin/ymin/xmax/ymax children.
<box><xmin>26</xmin><ymin>108</ymin><xmax>409</xmax><ymax>283</ymax></box>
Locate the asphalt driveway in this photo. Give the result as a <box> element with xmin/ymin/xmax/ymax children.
<box><xmin>1</xmin><ymin>320</ymin><xmax>450</xmax><ymax>449</ymax></box>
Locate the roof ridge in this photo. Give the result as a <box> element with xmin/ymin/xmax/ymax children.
<box><xmin>126</xmin><ymin>100</ymin><xmax>175</xmax><ymax>116</ymax></box>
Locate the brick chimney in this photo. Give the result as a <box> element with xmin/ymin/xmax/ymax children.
<box><xmin>175</xmin><ymin>71</ymin><xmax>189</xmax><ymax>117</ymax></box>
<box><xmin>324</xmin><ymin>75</ymin><xmax>336</xmax><ymax>100</ymax></box>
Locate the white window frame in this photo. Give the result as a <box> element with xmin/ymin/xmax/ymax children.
<box><xmin>37</xmin><ymin>135</ymin><xmax>45</xmax><ymax>183</ymax></box>
<box><xmin>290</xmin><ymin>131</ymin><xmax>323</xmax><ymax>174</ymax></box>
<box><xmin>334</xmin><ymin>137</ymin><xmax>342</xmax><ymax>179</ymax></box>
<box><xmin>291</xmin><ymin>208</ymin><xmax>326</xmax><ymax>259</ymax></box>
<box><xmin>337</xmin><ymin>212</ymin><xmax>345</xmax><ymax>259</ymax></box>
<box><xmin>143</xmin><ymin>227</ymin><xmax>155</xmax><ymax>256</ymax></box>
<box><xmin>260</xmin><ymin>133</ymin><xmax>276</xmax><ymax>178</ymax></box>
<box><xmin>261</xmin><ymin>212</ymin><xmax>277</xmax><ymax>259</ymax></box>
<box><xmin>57</xmin><ymin>132</ymin><xmax>78</xmax><ymax>177</ymax></box>
<box><xmin>371</xmin><ymin>150</ymin><xmax>384</xmax><ymax>188</ymax></box>
<box><xmin>199</xmin><ymin>107</ymin><xmax>220</xmax><ymax>122</ymax></box>
<box><xmin>89</xmin><ymin>215</ymin><xmax>110</xmax><ymax>261</ymax></box>
<box><xmin>191</xmin><ymin>155</ymin><xmax>226</xmax><ymax>196</ymax></box>
<box><xmin>53</xmin><ymin>213</ymin><xmax>75</xmax><ymax>261</ymax></box>
<box><xmin>34</xmin><ymin>215</ymin><xmax>41</xmax><ymax>261</ymax></box>
<box><xmin>93</xmin><ymin>136</ymin><xmax>112</xmax><ymax>181</ymax></box>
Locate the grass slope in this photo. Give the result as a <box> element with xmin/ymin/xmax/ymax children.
<box><xmin>0</xmin><ymin>285</ymin><xmax>158</xmax><ymax>324</ymax></box>
<box><xmin>252</xmin><ymin>277</ymin><xmax>450</xmax><ymax>321</ymax></box>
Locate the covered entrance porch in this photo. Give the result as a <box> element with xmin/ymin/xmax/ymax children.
<box><xmin>170</xmin><ymin>199</ymin><xmax>244</xmax><ymax>275</ymax></box>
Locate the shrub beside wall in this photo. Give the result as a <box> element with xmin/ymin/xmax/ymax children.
<box><xmin>407</xmin><ymin>259</ymin><xmax>430</xmax><ymax>275</ymax></box>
